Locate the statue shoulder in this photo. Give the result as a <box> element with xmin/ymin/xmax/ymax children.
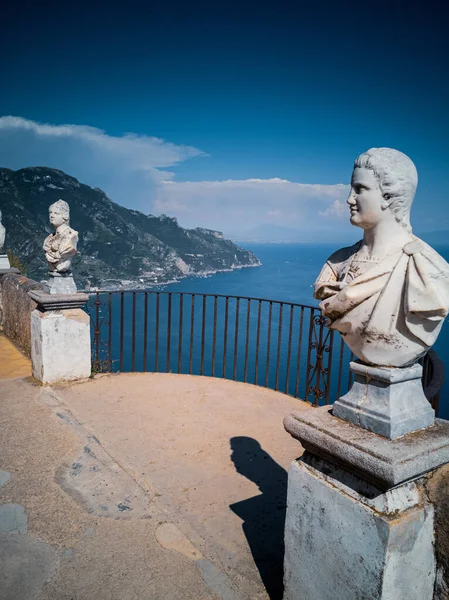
<box><xmin>404</xmin><ymin>236</ymin><xmax>449</xmax><ymax>275</ymax></box>
<box><xmin>61</xmin><ymin>226</ymin><xmax>79</xmax><ymax>241</ymax></box>
<box><xmin>43</xmin><ymin>231</ymin><xmax>54</xmax><ymax>245</ymax></box>
<box><xmin>326</xmin><ymin>240</ymin><xmax>362</xmax><ymax>267</ymax></box>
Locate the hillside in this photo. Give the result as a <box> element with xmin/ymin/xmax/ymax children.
<box><xmin>0</xmin><ymin>167</ymin><xmax>260</xmax><ymax>289</ymax></box>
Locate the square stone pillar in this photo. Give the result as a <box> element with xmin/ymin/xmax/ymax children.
<box><xmin>28</xmin><ymin>291</ymin><xmax>91</xmax><ymax>384</ymax></box>
<box><xmin>283</xmin><ymin>407</ymin><xmax>449</xmax><ymax>600</ymax></box>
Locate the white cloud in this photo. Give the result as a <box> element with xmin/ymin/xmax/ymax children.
<box><xmin>319</xmin><ymin>199</ymin><xmax>348</xmax><ymax>218</ymax></box>
<box><xmin>0</xmin><ymin>116</ymin><xmax>351</xmax><ymax>239</ymax></box>
<box><xmin>154</xmin><ymin>178</ymin><xmax>350</xmax><ymax>237</ymax></box>
<box><xmin>0</xmin><ymin>116</ymin><xmax>204</xmax><ymax>208</ymax></box>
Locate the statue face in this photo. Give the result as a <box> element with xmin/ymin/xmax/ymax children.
<box><xmin>49</xmin><ymin>207</ymin><xmax>65</xmax><ymax>228</ymax></box>
<box><xmin>347</xmin><ymin>167</ymin><xmax>384</xmax><ymax>229</ymax></box>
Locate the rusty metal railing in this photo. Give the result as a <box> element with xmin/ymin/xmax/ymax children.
<box><xmin>86</xmin><ymin>290</ymin><xmax>443</xmax><ymax>415</ymax></box>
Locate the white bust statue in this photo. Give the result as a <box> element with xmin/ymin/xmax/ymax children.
<box><xmin>0</xmin><ymin>209</ymin><xmax>5</xmax><ymax>253</ymax></box>
<box><xmin>43</xmin><ymin>200</ymin><xmax>79</xmax><ymax>273</ymax></box>
<box><xmin>314</xmin><ymin>148</ymin><xmax>449</xmax><ymax>368</ymax></box>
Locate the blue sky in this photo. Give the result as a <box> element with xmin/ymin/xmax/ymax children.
<box><xmin>0</xmin><ymin>1</ymin><xmax>448</xmax><ymax>240</ymax></box>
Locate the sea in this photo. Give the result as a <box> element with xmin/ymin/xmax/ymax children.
<box><xmin>92</xmin><ymin>242</ymin><xmax>449</xmax><ymax>419</ymax></box>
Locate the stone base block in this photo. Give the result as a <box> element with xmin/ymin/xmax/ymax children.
<box><xmin>333</xmin><ymin>361</ymin><xmax>434</xmax><ymax>438</ymax></box>
<box><xmin>284</xmin><ymin>455</ymin><xmax>435</xmax><ymax>600</ymax></box>
<box><xmin>0</xmin><ymin>267</ymin><xmax>20</xmax><ymax>276</ymax></box>
<box><xmin>28</xmin><ymin>290</ymin><xmax>88</xmax><ymax>311</ymax></box>
<box><xmin>284</xmin><ymin>406</ymin><xmax>449</xmax><ymax>490</ymax></box>
<box><xmin>47</xmin><ymin>271</ymin><xmax>77</xmax><ymax>295</ymax></box>
<box><xmin>31</xmin><ymin>308</ymin><xmax>91</xmax><ymax>384</ymax></box>
<box><xmin>0</xmin><ymin>254</ymin><xmax>11</xmax><ymax>270</ymax></box>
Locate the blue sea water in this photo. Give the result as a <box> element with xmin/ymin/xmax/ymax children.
<box><xmin>93</xmin><ymin>243</ymin><xmax>449</xmax><ymax>418</ymax></box>
<box><xmin>170</xmin><ymin>243</ymin><xmax>328</xmax><ymax>305</ymax></box>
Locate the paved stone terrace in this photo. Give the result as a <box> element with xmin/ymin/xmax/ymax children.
<box><xmin>0</xmin><ymin>369</ymin><xmax>310</xmax><ymax>599</ymax></box>
<box><xmin>0</xmin><ymin>333</ymin><xmax>31</xmax><ymax>379</ymax></box>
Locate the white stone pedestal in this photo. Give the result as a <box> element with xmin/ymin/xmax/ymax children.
<box><xmin>283</xmin><ymin>407</ymin><xmax>449</xmax><ymax>600</ymax></box>
<box><xmin>284</xmin><ymin>455</ymin><xmax>435</xmax><ymax>600</ymax></box>
<box><xmin>333</xmin><ymin>361</ymin><xmax>435</xmax><ymax>439</ymax></box>
<box><xmin>28</xmin><ymin>291</ymin><xmax>91</xmax><ymax>384</ymax></box>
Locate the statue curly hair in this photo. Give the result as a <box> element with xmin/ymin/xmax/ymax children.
<box><xmin>354</xmin><ymin>147</ymin><xmax>418</xmax><ymax>233</ymax></box>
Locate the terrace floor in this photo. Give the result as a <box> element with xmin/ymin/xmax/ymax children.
<box><xmin>0</xmin><ymin>369</ymin><xmax>310</xmax><ymax>600</ymax></box>
<box><xmin>0</xmin><ymin>333</ymin><xmax>31</xmax><ymax>379</ymax></box>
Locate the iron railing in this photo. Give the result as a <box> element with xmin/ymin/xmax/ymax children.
<box><xmin>86</xmin><ymin>290</ymin><xmax>443</xmax><ymax>414</ymax></box>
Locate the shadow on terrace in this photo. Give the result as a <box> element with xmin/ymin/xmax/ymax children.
<box><xmin>230</xmin><ymin>436</ymin><xmax>288</xmax><ymax>600</ymax></box>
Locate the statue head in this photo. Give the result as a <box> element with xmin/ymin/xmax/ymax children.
<box><xmin>351</xmin><ymin>148</ymin><xmax>418</xmax><ymax>233</ymax></box>
<box><xmin>49</xmin><ymin>199</ymin><xmax>70</xmax><ymax>228</ymax></box>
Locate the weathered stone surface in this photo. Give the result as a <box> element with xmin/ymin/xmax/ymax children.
<box><xmin>425</xmin><ymin>463</ymin><xmax>449</xmax><ymax>599</ymax></box>
<box><xmin>0</xmin><ymin>531</ymin><xmax>59</xmax><ymax>600</ymax></box>
<box><xmin>57</xmin><ymin>420</ymin><xmax>155</xmax><ymax>519</ymax></box>
<box><xmin>0</xmin><ymin>273</ymin><xmax>44</xmax><ymax>356</ymax></box>
<box><xmin>31</xmin><ymin>308</ymin><xmax>91</xmax><ymax>383</ymax></box>
<box><xmin>28</xmin><ymin>290</ymin><xmax>88</xmax><ymax>311</ymax></box>
<box><xmin>0</xmin><ymin>471</ymin><xmax>10</xmax><ymax>488</ymax></box>
<box><xmin>156</xmin><ymin>523</ymin><xmax>204</xmax><ymax>560</ymax></box>
<box><xmin>284</xmin><ymin>456</ymin><xmax>436</xmax><ymax>600</ymax></box>
<box><xmin>0</xmin><ymin>503</ymin><xmax>27</xmax><ymax>534</ymax></box>
<box><xmin>284</xmin><ymin>406</ymin><xmax>449</xmax><ymax>489</ymax></box>
<box><xmin>47</xmin><ymin>271</ymin><xmax>77</xmax><ymax>294</ymax></box>
<box><xmin>333</xmin><ymin>361</ymin><xmax>435</xmax><ymax>438</ymax></box>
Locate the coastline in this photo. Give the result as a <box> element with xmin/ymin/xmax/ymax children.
<box><xmin>83</xmin><ymin>260</ymin><xmax>262</xmax><ymax>293</ymax></box>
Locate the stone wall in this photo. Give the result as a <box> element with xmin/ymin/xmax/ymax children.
<box><xmin>0</xmin><ymin>273</ymin><xmax>44</xmax><ymax>356</ymax></box>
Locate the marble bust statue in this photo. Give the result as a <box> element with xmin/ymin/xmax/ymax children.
<box><xmin>0</xmin><ymin>209</ymin><xmax>5</xmax><ymax>252</ymax></box>
<box><xmin>43</xmin><ymin>200</ymin><xmax>78</xmax><ymax>273</ymax></box>
<box><xmin>314</xmin><ymin>148</ymin><xmax>449</xmax><ymax>368</ymax></box>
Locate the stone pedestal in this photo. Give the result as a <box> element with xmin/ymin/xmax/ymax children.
<box><xmin>333</xmin><ymin>361</ymin><xmax>435</xmax><ymax>439</ymax></box>
<box><xmin>0</xmin><ymin>254</ymin><xmax>11</xmax><ymax>270</ymax></box>
<box><xmin>283</xmin><ymin>407</ymin><xmax>449</xmax><ymax>600</ymax></box>
<box><xmin>284</xmin><ymin>454</ymin><xmax>435</xmax><ymax>600</ymax></box>
<box><xmin>28</xmin><ymin>291</ymin><xmax>91</xmax><ymax>384</ymax></box>
<box><xmin>47</xmin><ymin>271</ymin><xmax>77</xmax><ymax>295</ymax></box>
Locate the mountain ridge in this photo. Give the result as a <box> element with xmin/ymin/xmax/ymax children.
<box><xmin>0</xmin><ymin>166</ymin><xmax>260</xmax><ymax>289</ymax></box>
